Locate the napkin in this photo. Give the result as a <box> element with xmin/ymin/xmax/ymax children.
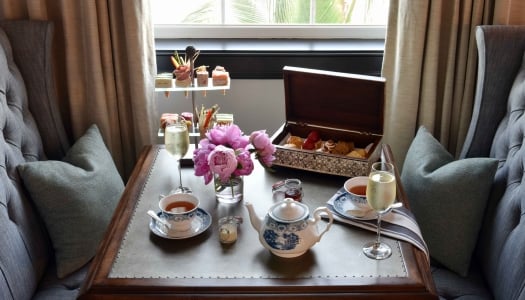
<box><xmin>326</xmin><ymin>188</ymin><xmax>429</xmax><ymax>261</ymax></box>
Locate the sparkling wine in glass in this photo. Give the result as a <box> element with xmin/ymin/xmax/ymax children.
<box><xmin>363</xmin><ymin>162</ymin><xmax>396</xmax><ymax>260</ymax></box>
<box><xmin>165</xmin><ymin>122</ymin><xmax>191</xmax><ymax>194</ymax></box>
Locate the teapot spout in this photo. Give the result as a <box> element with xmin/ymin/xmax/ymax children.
<box><xmin>244</xmin><ymin>202</ymin><xmax>262</xmax><ymax>232</ymax></box>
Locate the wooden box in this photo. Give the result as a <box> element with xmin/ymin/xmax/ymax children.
<box><xmin>271</xmin><ymin>66</ymin><xmax>385</xmax><ymax>177</ymax></box>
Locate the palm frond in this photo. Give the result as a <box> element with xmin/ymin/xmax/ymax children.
<box><xmin>181</xmin><ymin>0</ymin><xmax>217</xmax><ymax>24</ymax></box>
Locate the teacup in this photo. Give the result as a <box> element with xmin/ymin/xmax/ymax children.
<box><xmin>343</xmin><ymin>176</ymin><xmax>370</xmax><ymax>210</ymax></box>
<box><xmin>159</xmin><ymin>193</ymin><xmax>199</xmax><ymax>232</ymax></box>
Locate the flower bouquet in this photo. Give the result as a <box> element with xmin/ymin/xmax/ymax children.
<box><xmin>193</xmin><ymin>124</ymin><xmax>276</xmax><ymax>203</ymax></box>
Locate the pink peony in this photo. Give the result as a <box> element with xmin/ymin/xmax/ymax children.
<box><xmin>193</xmin><ymin>124</ymin><xmax>276</xmax><ymax>185</ymax></box>
<box><xmin>193</xmin><ymin>139</ymin><xmax>216</xmax><ymax>184</ymax></box>
<box><xmin>207</xmin><ymin>145</ymin><xmax>238</xmax><ymax>183</ymax></box>
<box><xmin>233</xmin><ymin>149</ymin><xmax>255</xmax><ymax>177</ymax></box>
<box><xmin>250</xmin><ymin>130</ymin><xmax>276</xmax><ymax>167</ymax></box>
<box><xmin>250</xmin><ymin>130</ymin><xmax>270</xmax><ymax>148</ymax></box>
<box><xmin>258</xmin><ymin>153</ymin><xmax>276</xmax><ymax>166</ymax></box>
<box><xmin>207</xmin><ymin>124</ymin><xmax>250</xmax><ymax>150</ymax></box>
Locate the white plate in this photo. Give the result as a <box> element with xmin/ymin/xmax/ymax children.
<box><xmin>332</xmin><ymin>192</ymin><xmax>377</xmax><ymax>220</ymax></box>
<box><xmin>149</xmin><ymin>208</ymin><xmax>212</xmax><ymax>239</ymax></box>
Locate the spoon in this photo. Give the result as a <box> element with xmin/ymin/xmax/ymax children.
<box><xmin>346</xmin><ymin>202</ymin><xmax>403</xmax><ymax>218</ymax></box>
<box><xmin>147</xmin><ymin>210</ymin><xmax>172</xmax><ymax>229</ymax></box>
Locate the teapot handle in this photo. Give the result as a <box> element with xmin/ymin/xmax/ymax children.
<box><xmin>311</xmin><ymin>207</ymin><xmax>333</xmax><ymax>242</ymax></box>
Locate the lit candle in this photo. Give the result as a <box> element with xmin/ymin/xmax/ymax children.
<box><xmin>218</xmin><ymin>216</ymin><xmax>242</xmax><ymax>244</ymax></box>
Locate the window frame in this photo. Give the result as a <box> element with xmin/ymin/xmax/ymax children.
<box><xmin>152</xmin><ymin>5</ymin><xmax>387</xmax><ymax>80</ymax></box>
<box><xmin>154</xmin><ymin>25</ymin><xmax>387</xmax><ymax>39</ymax></box>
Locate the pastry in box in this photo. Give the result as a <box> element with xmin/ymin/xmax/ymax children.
<box><xmin>271</xmin><ymin>66</ymin><xmax>385</xmax><ymax>177</ymax></box>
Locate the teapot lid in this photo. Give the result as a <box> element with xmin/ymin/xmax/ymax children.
<box><xmin>269</xmin><ymin>198</ymin><xmax>309</xmax><ymax>222</ymax></box>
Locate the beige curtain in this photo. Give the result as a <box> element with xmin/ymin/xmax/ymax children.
<box><xmin>494</xmin><ymin>0</ymin><xmax>525</xmax><ymax>24</ymax></box>
<box><xmin>0</xmin><ymin>0</ymin><xmax>157</xmax><ymax>179</ymax></box>
<box><xmin>382</xmin><ymin>0</ymin><xmax>493</xmax><ymax>169</ymax></box>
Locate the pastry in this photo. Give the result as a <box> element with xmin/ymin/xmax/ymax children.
<box><xmin>314</xmin><ymin>140</ymin><xmax>324</xmax><ymax>150</ymax></box>
<box><xmin>321</xmin><ymin>140</ymin><xmax>336</xmax><ymax>153</ymax></box>
<box><xmin>174</xmin><ymin>72</ymin><xmax>191</xmax><ymax>87</ymax></box>
<box><xmin>286</xmin><ymin>136</ymin><xmax>303</xmax><ymax>148</ymax></box>
<box><xmin>180</xmin><ymin>112</ymin><xmax>193</xmax><ymax>122</ymax></box>
<box><xmin>171</xmin><ymin>51</ymin><xmax>192</xmax><ymax>87</ymax></box>
<box><xmin>180</xmin><ymin>112</ymin><xmax>193</xmax><ymax>131</ymax></box>
<box><xmin>302</xmin><ymin>131</ymin><xmax>319</xmax><ymax>150</ymax></box>
<box><xmin>355</xmin><ymin>148</ymin><xmax>367</xmax><ymax>157</ymax></box>
<box><xmin>302</xmin><ymin>140</ymin><xmax>316</xmax><ymax>150</ymax></box>
<box><xmin>332</xmin><ymin>141</ymin><xmax>354</xmax><ymax>155</ymax></box>
<box><xmin>196</xmin><ymin>65</ymin><xmax>209</xmax><ymax>87</ymax></box>
<box><xmin>160</xmin><ymin>113</ymin><xmax>179</xmax><ymax>129</ymax></box>
<box><xmin>155</xmin><ymin>73</ymin><xmax>173</xmax><ymax>88</ymax></box>
<box><xmin>212</xmin><ymin>66</ymin><xmax>229</xmax><ymax>86</ymax></box>
<box><xmin>305</xmin><ymin>131</ymin><xmax>320</xmax><ymax>143</ymax></box>
<box><xmin>282</xmin><ymin>130</ymin><xmax>367</xmax><ymax>158</ymax></box>
<box><xmin>216</xmin><ymin>113</ymin><xmax>234</xmax><ymax>126</ymax></box>
<box><xmin>283</xmin><ymin>143</ymin><xmax>299</xmax><ymax>149</ymax></box>
<box><xmin>346</xmin><ymin>148</ymin><xmax>367</xmax><ymax>158</ymax></box>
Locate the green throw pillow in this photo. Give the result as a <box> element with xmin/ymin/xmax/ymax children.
<box><xmin>17</xmin><ymin>124</ymin><xmax>124</xmax><ymax>278</ymax></box>
<box><xmin>401</xmin><ymin>126</ymin><xmax>498</xmax><ymax>276</ymax></box>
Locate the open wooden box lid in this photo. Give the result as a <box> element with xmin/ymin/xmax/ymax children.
<box><xmin>282</xmin><ymin>66</ymin><xmax>385</xmax><ymax>135</ymax></box>
<box><xmin>271</xmin><ymin>67</ymin><xmax>386</xmax><ymax>177</ymax></box>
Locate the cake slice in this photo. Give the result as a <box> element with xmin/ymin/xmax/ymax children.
<box><xmin>212</xmin><ymin>66</ymin><xmax>229</xmax><ymax>86</ymax></box>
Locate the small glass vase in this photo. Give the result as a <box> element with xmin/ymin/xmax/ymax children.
<box><xmin>214</xmin><ymin>174</ymin><xmax>243</xmax><ymax>204</ymax></box>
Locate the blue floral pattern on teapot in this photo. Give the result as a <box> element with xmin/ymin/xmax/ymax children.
<box><xmin>262</xmin><ymin>218</ymin><xmax>308</xmax><ymax>250</ymax></box>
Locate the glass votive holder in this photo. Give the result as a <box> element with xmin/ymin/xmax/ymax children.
<box><xmin>218</xmin><ymin>216</ymin><xmax>243</xmax><ymax>244</ymax></box>
<box><xmin>272</xmin><ymin>178</ymin><xmax>303</xmax><ymax>202</ymax></box>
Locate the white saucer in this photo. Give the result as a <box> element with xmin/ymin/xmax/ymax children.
<box><xmin>149</xmin><ymin>208</ymin><xmax>212</xmax><ymax>239</ymax></box>
<box><xmin>333</xmin><ymin>192</ymin><xmax>377</xmax><ymax>220</ymax></box>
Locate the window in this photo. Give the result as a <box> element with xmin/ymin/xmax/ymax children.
<box><xmin>152</xmin><ymin>0</ymin><xmax>389</xmax><ymax>39</ymax></box>
<box><xmin>152</xmin><ymin>0</ymin><xmax>386</xmax><ymax>79</ymax></box>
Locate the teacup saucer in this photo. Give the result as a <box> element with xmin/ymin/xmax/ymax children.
<box><xmin>149</xmin><ymin>208</ymin><xmax>212</xmax><ymax>239</ymax></box>
<box><xmin>333</xmin><ymin>193</ymin><xmax>376</xmax><ymax>220</ymax></box>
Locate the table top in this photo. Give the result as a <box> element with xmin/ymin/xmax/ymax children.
<box><xmin>79</xmin><ymin>144</ymin><xmax>437</xmax><ymax>299</ymax></box>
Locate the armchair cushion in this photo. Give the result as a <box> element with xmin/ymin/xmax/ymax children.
<box><xmin>431</xmin><ymin>263</ymin><xmax>492</xmax><ymax>299</ymax></box>
<box><xmin>401</xmin><ymin>126</ymin><xmax>498</xmax><ymax>276</ymax></box>
<box><xmin>17</xmin><ymin>124</ymin><xmax>124</xmax><ymax>278</ymax></box>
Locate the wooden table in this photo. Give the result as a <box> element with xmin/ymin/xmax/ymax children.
<box><xmin>79</xmin><ymin>144</ymin><xmax>437</xmax><ymax>299</ymax></box>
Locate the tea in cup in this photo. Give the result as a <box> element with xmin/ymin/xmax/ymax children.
<box><xmin>343</xmin><ymin>176</ymin><xmax>370</xmax><ymax>209</ymax></box>
<box><xmin>159</xmin><ymin>193</ymin><xmax>199</xmax><ymax>232</ymax></box>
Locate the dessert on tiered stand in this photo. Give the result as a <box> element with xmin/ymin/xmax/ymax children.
<box><xmin>160</xmin><ymin>113</ymin><xmax>179</xmax><ymax>130</ymax></box>
<box><xmin>156</xmin><ymin>45</ymin><xmax>231</xmax><ymax>149</ymax></box>
<box><xmin>196</xmin><ymin>65</ymin><xmax>209</xmax><ymax>87</ymax></box>
<box><xmin>171</xmin><ymin>51</ymin><xmax>191</xmax><ymax>87</ymax></box>
<box><xmin>212</xmin><ymin>66</ymin><xmax>229</xmax><ymax>86</ymax></box>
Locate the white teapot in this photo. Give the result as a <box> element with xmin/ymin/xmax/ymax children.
<box><xmin>245</xmin><ymin>198</ymin><xmax>333</xmax><ymax>258</ymax></box>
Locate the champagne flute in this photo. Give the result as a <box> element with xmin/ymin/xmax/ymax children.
<box><xmin>164</xmin><ymin>122</ymin><xmax>191</xmax><ymax>194</ymax></box>
<box><xmin>363</xmin><ymin>162</ymin><xmax>396</xmax><ymax>260</ymax></box>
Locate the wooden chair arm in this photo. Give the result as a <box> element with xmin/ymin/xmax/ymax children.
<box><xmin>382</xmin><ymin>145</ymin><xmax>437</xmax><ymax>295</ymax></box>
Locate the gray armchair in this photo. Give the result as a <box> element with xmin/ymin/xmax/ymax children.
<box><xmin>432</xmin><ymin>25</ymin><xmax>525</xmax><ymax>300</ymax></box>
<box><xmin>0</xmin><ymin>20</ymin><xmax>87</xmax><ymax>300</ymax></box>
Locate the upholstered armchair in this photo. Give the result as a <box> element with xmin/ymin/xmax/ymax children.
<box><xmin>402</xmin><ymin>25</ymin><xmax>525</xmax><ymax>300</ymax></box>
<box><xmin>1</xmin><ymin>20</ymin><xmax>123</xmax><ymax>300</ymax></box>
